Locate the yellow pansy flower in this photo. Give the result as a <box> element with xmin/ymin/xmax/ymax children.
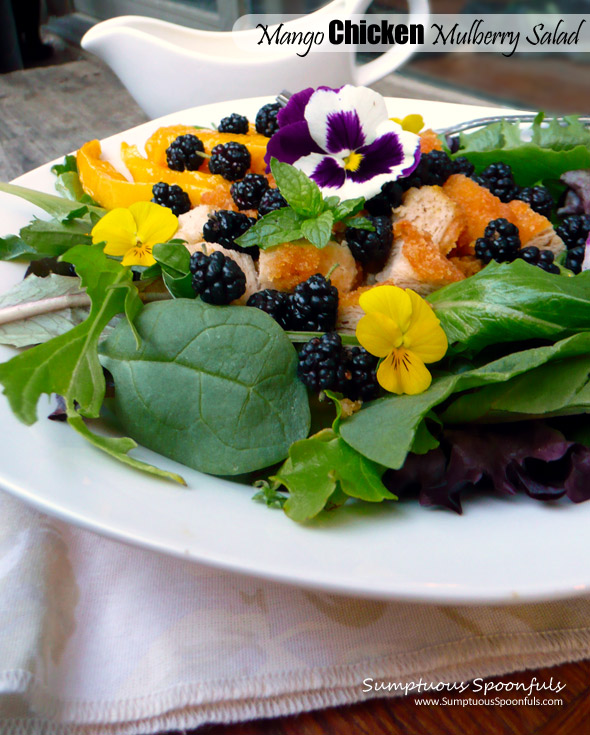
<box><xmin>356</xmin><ymin>285</ymin><xmax>447</xmax><ymax>395</ymax></box>
<box><xmin>91</xmin><ymin>201</ymin><xmax>178</xmax><ymax>267</ymax></box>
<box><xmin>390</xmin><ymin>114</ymin><xmax>425</xmax><ymax>134</ymax></box>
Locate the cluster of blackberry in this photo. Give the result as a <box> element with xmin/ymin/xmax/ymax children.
<box><xmin>248</xmin><ymin>274</ymin><xmax>339</xmax><ymax>333</ymax></box>
<box><xmin>473</xmin><ymin>162</ymin><xmax>555</xmax><ymax>218</ymax></box>
<box><xmin>202</xmin><ymin>210</ymin><xmax>257</xmax><ymax>256</ymax></box>
<box><xmin>345</xmin><ymin>215</ymin><xmax>393</xmax><ymax>270</ymax></box>
<box><xmin>297</xmin><ymin>333</ymin><xmax>380</xmax><ymax>401</ymax></box>
<box><xmin>556</xmin><ymin>214</ymin><xmax>590</xmax><ymax>274</ymax></box>
<box><xmin>398</xmin><ymin>150</ymin><xmax>474</xmax><ymax>191</ymax></box>
<box><xmin>474</xmin><ymin>218</ymin><xmax>559</xmax><ymax>273</ymax></box>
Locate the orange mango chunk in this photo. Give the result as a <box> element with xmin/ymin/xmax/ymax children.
<box><xmin>77</xmin><ymin>140</ymin><xmax>154</xmax><ymax>210</ymax></box>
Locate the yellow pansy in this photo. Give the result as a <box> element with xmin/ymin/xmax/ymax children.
<box><xmin>356</xmin><ymin>285</ymin><xmax>447</xmax><ymax>395</ymax></box>
<box><xmin>390</xmin><ymin>114</ymin><xmax>425</xmax><ymax>134</ymax></box>
<box><xmin>91</xmin><ymin>201</ymin><xmax>178</xmax><ymax>267</ymax></box>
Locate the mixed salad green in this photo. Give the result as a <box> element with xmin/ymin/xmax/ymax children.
<box><xmin>1</xmin><ymin>110</ymin><xmax>590</xmax><ymax>522</ymax></box>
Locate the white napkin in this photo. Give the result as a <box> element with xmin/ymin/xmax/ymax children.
<box><xmin>1</xmin><ymin>488</ymin><xmax>589</xmax><ymax>735</ymax></box>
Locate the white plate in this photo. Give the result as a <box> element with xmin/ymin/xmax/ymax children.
<box><xmin>1</xmin><ymin>95</ymin><xmax>589</xmax><ymax>605</ymax></box>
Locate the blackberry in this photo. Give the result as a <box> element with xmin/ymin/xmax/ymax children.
<box><xmin>452</xmin><ymin>156</ymin><xmax>475</xmax><ymax>177</ymax></box>
<box><xmin>475</xmin><ymin>162</ymin><xmax>520</xmax><ymax>203</ymax></box>
<box><xmin>230</xmin><ymin>173</ymin><xmax>270</xmax><ymax>210</ymax></box>
<box><xmin>25</xmin><ymin>257</ymin><xmax>76</xmax><ymax>279</ymax></box>
<box><xmin>151</xmin><ymin>182</ymin><xmax>191</xmax><ymax>216</ymax></box>
<box><xmin>516</xmin><ymin>186</ymin><xmax>554</xmax><ymax>219</ymax></box>
<box><xmin>345</xmin><ymin>215</ymin><xmax>393</xmax><ymax>268</ymax></box>
<box><xmin>399</xmin><ymin>150</ymin><xmax>454</xmax><ymax>190</ymax></box>
<box><xmin>474</xmin><ymin>218</ymin><xmax>521</xmax><ymax>264</ymax></box>
<box><xmin>257</xmin><ymin>188</ymin><xmax>288</xmax><ymax>217</ymax></box>
<box><xmin>166</xmin><ymin>134</ymin><xmax>205</xmax><ymax>172</ymax></box>
<box><xmin>516</xmin><ymin>245</ymin><xmax>560</xmax><ymax>274</ymax></box>
<box><xmin>203</xmin><ymin>210</ymin><xmax>257</xmax><ymax>255</ymax></box>
<box><xmin>247</xmin><ymin>289</ymin><xmax>291</xmax><ymax>329</ymax></box>
<box><xmin>297</xmin><ymin>333</ymin><xmax>347</xmax><ymax>393</ymax></box>
<box><xmin>209</xmin><ymin>142</ymin><xmax>251</xmax><ymax>181</ymax></box>
<box><xmin>189</xmin><ymin>250</ymin><xmax>246</xmax><ymax>305</ymax></box>
<box><xmin>218</xmin><ymin>113</ymin><xmax>249</xmax><ymax>135</ymax></box>
<box><xmin>340</xmin><ymin>347</ymin><xmax>380</xmax><ymax>401</ymax></box>
<box><xmin>290</xmin><ymin>274</ymin><xmax>338</xmax><ymax>332</ymax></box>
<box><xmin>255</xmin><ymin>102</ymin><xmax>280</xmax><ymax>137</ymax></box>
<box><xmin>556</xmin><ymin>214</ymin><xmax>590</xmax><ymax>250</ymax></box>
<box><xmin>365</xmin><ymin>181</ymin><xmax>403</xmax><ymax>217</ymax></box>
<box><xmin>565</xmin><ymin>245</ymin><xmax>585</xmax><ymax>274</ymax></box>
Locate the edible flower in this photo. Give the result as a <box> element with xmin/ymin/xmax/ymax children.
<box><xmin>389</xmin><ymin>113</ymin><xmax>424</xmax><ymax>134</ymax></box>
<box><xmin>91</xmin><ymin>202</ymin><xmax>178</xmax><ymax>267</ymax></box>
<box><xmin>356</xmin><ymin>285</ymin><xmax>448</xmax><ymax>395</ymax></box>
<box><xmin>265</xmin><ymin>85</ymin><xmax>421</xmax><ymax>200</ymax></box>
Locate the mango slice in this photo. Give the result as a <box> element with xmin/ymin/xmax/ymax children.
<box><xmin>120</xmin><ymin>143</ymin><xmax>230</xmax><ymax>207</ymax></box>
<box><xmin>77</xmin><ymin>140</ymin><xmax>154</xmax><ymax>210</ymax></box>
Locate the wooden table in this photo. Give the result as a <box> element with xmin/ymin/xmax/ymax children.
<box><xmin>1</xmin><ymin>56</ymin><xmax>589</xmax><ymax>735</ymax></box>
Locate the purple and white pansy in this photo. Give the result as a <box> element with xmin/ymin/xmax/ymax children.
<box><xmin>265</xmin><ymin>85</ymin><xmax>421</xmax><ymax>201</ymax></box>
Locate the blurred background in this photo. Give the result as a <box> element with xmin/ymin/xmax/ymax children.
<box><xmin>1</xmin><ymin>0</ymin><xmax>589</xmax><ymax>112</ymax></box>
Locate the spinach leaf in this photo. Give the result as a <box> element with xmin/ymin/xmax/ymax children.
<box><xmin>99</xmin><ymin>299</ymin><xmax>311</xmax><ymax>476</ymax></box>
<box><xmin>273</xmin><ymin>428</ymin><xmax>394</xmax><ymax>522</ymax></box>
<box><xmin>340</xmin><ymin>331</ymin><xmax>590</xmax><ymax>470</ymax></box>
<box><xmin>152</xmin><ymin>241</ymin><xmax>195</xmax><ymax>299</ymax></box>
<box><xmin>428</xmin><ymin>260</ymin><xmax>590</xmax><ymax>355</ymax></box>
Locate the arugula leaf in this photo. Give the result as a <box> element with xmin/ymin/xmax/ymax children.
<box><xmin>340</xmin><ymin>331</ymin><xmax>590</xmax><ymax>470</ymax></box>
<box><xmin>273</xmin><ymin>428</ymin><xmax>394</xmax><ymax>522</ymax></box>
<box><xmin>51</xmin><ymin>155</ymin><xmax>78</xmax><ymax>176</ymax></box>
<box><xmin>270</xmin><ymin>159</ymin><xmax>323</xmax><ymax>217</ymax></box>
<box><xmin>300</xmin><ymin>211</ymin><xmax>334</xmax><ymax>249</ymax></box>
<box><xmin>252</xmin><ymin>481</ymin><xmax>288</xmax><ymax>509</ymax></box>
<box><xmin>235</xmin><ymin>207</ymin><xmax>303</xmax><ymax>251</ymax></box>
<box><xmin>428</xmin><ymin>260</ymin><xmax>590</xmax><ymax>355</ymax></box>
<box><xmin>0</xmin><ymin>234</ymin><xmax>37</xmax><ymax>261</ymax></box>
<box><xmin>19</xmin><ymin>218</ymin><xmax>92</xmax><ymax>257</ymax></box>
<box><xmin>0</xmin><ymin>182</ymin><xmax>104</xmax><ymax>219</ymax></box>
<box><xmin>0</xmin><ymin>273</ymin><xmax>88</xmax><ymax>347</ymax></box>
<box><xmin>99</xmin><ymin>299</ymin><xmax>310</xmax><ymax>476</ymax></box>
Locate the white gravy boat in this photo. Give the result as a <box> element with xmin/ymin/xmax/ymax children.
<box><xmin>81</xmin><ymin>0</ymin><xmax>430</xmax><ymax>119</ymax></box>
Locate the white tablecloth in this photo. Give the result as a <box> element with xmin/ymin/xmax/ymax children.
<box><xmin>1</xmin><ymin>489</ymin><xmax>589</xmax><ymax>735</ymax></box>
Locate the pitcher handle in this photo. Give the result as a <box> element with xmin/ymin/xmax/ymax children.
<box><xmin>345</xmin><ymin>0</ymin><xmax>430</xmax><ymax>88</ymax></box>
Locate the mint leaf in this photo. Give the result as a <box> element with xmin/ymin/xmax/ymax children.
<box><xmin>332</xmin><ymin>197</ymin><xmax>365</xmax><ymax>221</ymax></box>
<box><xmin>270</xmin><ymin>159</ymin><xmax>323</xmax><ymax>217</ymax></box>
<box><xmin>273</xmin><ymin>428</ymin><xmax>395</xmax><ymax>522</ymax></box>
<box><xmin>300</xmin><ymin>211</ymin><xmax>334</xmax><ymax>249</ymax></box>
<box><xmin>344</xmin><ymin>216</ymin><xmax>375</xmax><ymax>231</ymax></box>
<box><xmin>235</xmin><ymin>207</ymin><xmax>303</xmax><ymax>251</ymax></box>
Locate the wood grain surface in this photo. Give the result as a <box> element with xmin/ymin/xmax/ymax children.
<box><xmin>1</xmin><ymin>55</ymin><xmax>588</xmax><ymax>735</ymax></box>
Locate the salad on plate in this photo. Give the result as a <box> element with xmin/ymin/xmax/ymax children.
<box><xmin>2</xmin><ymin>85</ymin><xmax>590</xmax><ymax>524</ymax></box>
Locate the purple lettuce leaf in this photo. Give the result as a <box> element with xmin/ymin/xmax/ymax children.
<box><xmin>384</xmin><ymin>422</ymin><xmax>590</xmax><ymax>514</ymax></box>
<box><xmin>558</xmin><ymin>170</ymin><xmax>590</xmax><ymax>215</ymax></box>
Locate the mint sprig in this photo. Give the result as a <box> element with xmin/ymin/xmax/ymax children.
<box><xmin>235</xmin><ymin>158</ymin><xmax>374</xmax><ymax>252</ymax></box>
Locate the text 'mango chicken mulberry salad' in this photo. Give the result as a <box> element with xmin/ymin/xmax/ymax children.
<box><xmin>3</xmin><ymin>85</ymin><xmax>590</xmax><ymax>521</ymax></box>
